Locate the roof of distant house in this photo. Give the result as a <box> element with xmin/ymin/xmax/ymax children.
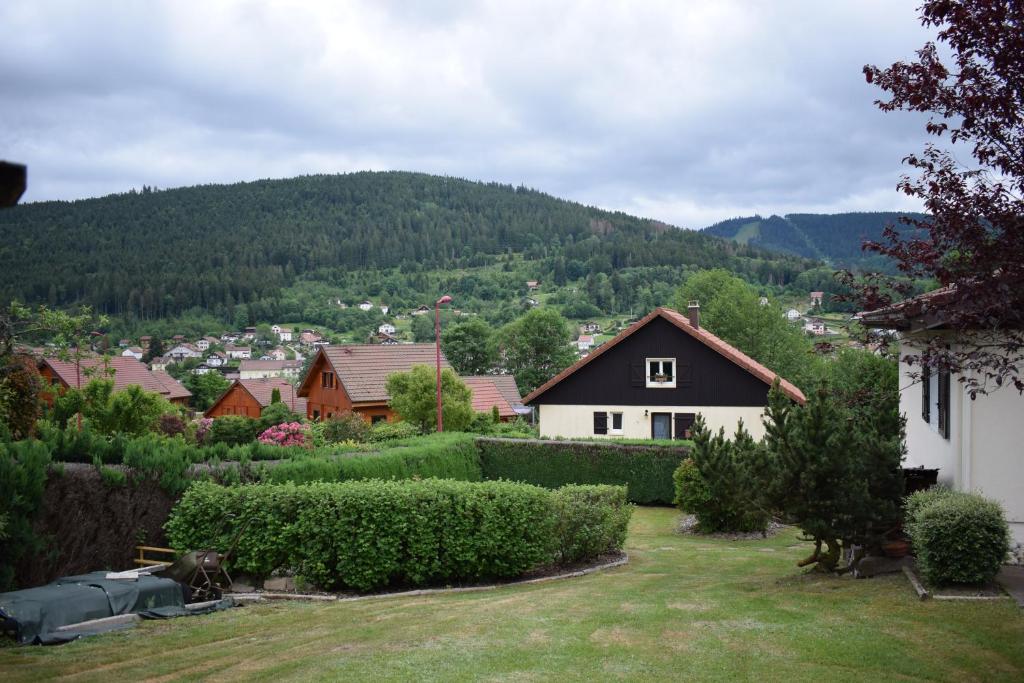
<box><xmin>299</xmin><ymin>344</ymin><xmax>451</xmax><ymax>404</ymax></box>
<box><xmin>41</xmin><ymin>355</ymin><xmax>190</xmax><ymax>400</ymax></box>
<box><xmin>577</xmin><ymin>335</ymin><xmax>594</xmax><ymax>344</ymax></box>
<box><xmin>151</xmin><ymin>370</ymin><xmax>192</xmax><ymax>401</ymax></box>
<box><xmin>239</xmin><ymin>359</ymin><xmax>302</xmax><ymax>372</ymax></box>
<box><xmin>524</xmin><ymin>307</ymin><xmax>806</xmax><ymax>405</ymax></box>
<box><xmin>461</xmin><ymin>376</ymin><xmax>516</xmax><ymax>418</ymax></box>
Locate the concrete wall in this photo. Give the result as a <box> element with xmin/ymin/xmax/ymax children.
<box><xmin>537</xmin><ymin>404</ymin><xmax>768</xmax><ymax>441</ymax></box>
<box><xmin>900</xmin><ymin>338</ymin><xmax>1024</xmax><ymax>545</ymax></box>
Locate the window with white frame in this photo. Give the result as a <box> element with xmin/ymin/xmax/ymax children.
<box><xmin>646</xmin><ymin>358</ymin><xmax>676</xmax><ymax>388</ymax></box>
<box><xmin>609</xmin><ymin>412</ymin><xmax>623</xmax><ymax>435</ymax></box>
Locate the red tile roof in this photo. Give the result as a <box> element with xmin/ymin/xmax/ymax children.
<box><xmin>461</xmin><ymin>376</ymin><xmax>517</xmax><ymax>418</ymax></box>
<box><xmin>151</xmin><ymin>370</ymin><xmax>192</xmax><ymax>401</ymax></box>
<box><xmin>41</xmin><ymin>356</ymin><xmax>188</xmax><ymax>400</ymax></box>
<box><xmin>300</xmin><ymin>344</ymin><xmax>450</xmax><ymax>404</ymax></box>
<box><xmin>239</xmin><ymin>359</ymin><xmax>302</xmax><ymax>372</ymax></box>
<box><xmin>523</xmin><ymin>307</ymin><xmax>806</xmax><ymax>405</ymax></box>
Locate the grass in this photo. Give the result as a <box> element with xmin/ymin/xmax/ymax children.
<box><xmin>2</xmin><ymin>507</ymin><xmax>1022</xmax><ymax>681</ymax></box>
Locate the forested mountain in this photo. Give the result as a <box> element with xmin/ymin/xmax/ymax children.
<box><xmin>0</xmin><ymin>172</ymin><xmax>815</xmax><ymax>326</ymax></box>
<box><xmin>701</xmin><ymin>212</ymin><xmax>927</xmax><ymax>271</ymax></box>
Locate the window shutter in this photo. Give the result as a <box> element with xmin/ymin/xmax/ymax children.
<box><xmin>938</xmin><ymin>368</ymin><xmax>950</xmax><ymax>439</ymax></box>
<box><xmin>673</xmin><ymin>413</ymin><xmax>695</xmax><ymax>440</ymax></box>
<box><xmin>677</xmin><ymin>363</ymin><xmax>692</xmax><ymax>385</ymax></box>
<box><xmin>921</xmin><ymin>366</ymin><xmax>931</xmax><ymax>423</ymax></box>
<box><xmin>629</xmin><ymin>363</ymin><xmax>644</xmax><ymax>387</ymax></box>
<box><xmin>593</xmin><ymin>411</ymin><xmax>608</xmax><ymax>435</ymax></box>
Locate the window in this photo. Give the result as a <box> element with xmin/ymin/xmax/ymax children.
<box><xmin>673</xmin><ymin>413</ymin><xmax>696</xmax><ymax>440</ymax></box>
<box><xmin>312</xmin><ymin>409</ymin><xmax>320</xmax><ymax>421</ymax></box>
<box><xmin>593</xmin><ymin>411</ymin><xmax>608</xmax><ymax>435</ymax></box>
<box><xmin>646</xmin><ymin>358</ymin><xmax>676</xmax><ymax>388</ymax></box>
<box><xmin>371</xmin><ymin>414</ymin><xmax>387</xmax><ymax>425</ymax></box>
<box><xmin>321</xmin><ymin>371</ymin><xmax>335</xmax><ymax>389</ymax></box>
<box><xmin>608</xmin><ymin>412</ymin><xmax>623</xmax><ymax>435</ymax></box>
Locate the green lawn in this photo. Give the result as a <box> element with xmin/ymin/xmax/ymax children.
<box><xmin>3</xmin><ymin>507</ymin><xmax>1022</xmax><ymax>681</ymax></box>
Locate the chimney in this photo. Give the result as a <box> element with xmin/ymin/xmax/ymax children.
<box><xmin>687</xmin><ymin>300</ymin><xmax>700</xmax><ymax>328</ymax></box>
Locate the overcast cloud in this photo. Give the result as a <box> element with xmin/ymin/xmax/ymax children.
<box><xmin>0</xmin><ymin>1</ymin><xmax>935</xmax><ymax>227</ymax></box>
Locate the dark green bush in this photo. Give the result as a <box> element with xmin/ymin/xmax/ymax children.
<box><xmin>207</xmin><ymin>415</ymin><xmax>261</xmax><ymax>446</ymax></box>
<box><xmin>261</xmin><ymin>433</ymin><xmax>481</xmax><ymax>484</ymax></box>
<box><xmin>313</xmin><ymin>412</ymin><xmax>370</xmax><ymax>444</ymax></box>
<box><xmin>0</xmin><ymin>439</ymin><xmax>51</xmax><ymax>590</ymax></box>
<box><xmin>905</xmin><ymin>488</ymin><xmax>1010</xmax><ymax>585</ymax></box>
<box><xmin>166</xmin><ymin>479</ymin><xmax>629</xmax><ymax>592</ymax></box>
<box><xmin>676</xmin><ymin>417</ymin><xmax>769</xmax><ymax>533</ymax></box>
<box><xmin>476</xmin><ymin>437</ymin><xmax>686</xmax><ymax>504</ymax></box>
<box><xmin>367</xmin><ymin>420</ymin><xmax>420</xmax><ymax>442</ymax></box>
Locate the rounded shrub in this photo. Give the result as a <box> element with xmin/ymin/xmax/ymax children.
<box><xmin>906</xmin><ymin>489</ymin><xmax>1010</xmax><ymax>585</ymax></box>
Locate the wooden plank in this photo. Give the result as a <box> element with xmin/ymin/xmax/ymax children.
<box><xmin>902</xmin><ymin>565</ymin><xmax>930</xmax><ymax>600</ymax></box>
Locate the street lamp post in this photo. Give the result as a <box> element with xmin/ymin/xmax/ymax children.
<box><xmin>435</xmin><ymin>295</ymin><xmax>452</xmax><ymax>432</ymax></box>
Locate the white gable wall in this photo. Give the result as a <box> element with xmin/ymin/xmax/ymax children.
<box><xmin>537</xmin><ymin>404</ymin><xmax>768</xmax><ymax>441</ymax></box>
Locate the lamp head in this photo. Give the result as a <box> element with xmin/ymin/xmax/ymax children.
<box><xmin>436</xmin><ymin>295</ymin><xmax>453</xmax><ymax>305</ymax></box>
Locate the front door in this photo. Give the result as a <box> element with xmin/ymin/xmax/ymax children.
<box><xmin>651</xmin><ymin>412</ymin><xmax>671</xmax><ymax>440</ymax></box>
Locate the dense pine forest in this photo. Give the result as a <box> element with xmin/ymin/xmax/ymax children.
<box><xmin>702</xmin><ymin>211</ymin><xmax>927</xmax><ymax>270</ymax></box>
<box><xmin>0</xmin><ymin>172</ymin><xmax>818</xmax><ymax>329</ymax></box>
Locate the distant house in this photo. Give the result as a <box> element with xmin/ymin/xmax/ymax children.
<box><xmin>299</xmin><ymin>329</ymin><xmax>322</xmax><ymax>345</ymax></box>
<box><xmin>380</xmin><ymin>305</ymin><xmax>390</xmax><ymax>315</ymax></box>
<box><xmin>205</xmin><ymin>352</ymin><xmax>227</xmax><ymax>367</ymax></box>
<box><xmin>759</xmin><ymin>296</ymin><xmax>769</xmax><ymax>306</ymax></box>
<box><xmin>121</xmin><ymin>346</ymin><xmax>143</xmax><ymax>361</ymax></box>
<box><xmin>298</xmin><ymin>344</ymin><xmax>450</xmax><ymax>423</ymax></box>
<box><xmin>168</xmin><ymin>343</ymin><xmax>202</xmax><ymax>360</ymax></box>
<box><xmin>205</xmin><ymin>378</ymin><xmax>306</xmax><ymax>418</ymax></box>
<box><xmin>524</xmin><ymin>306</ymin><xmax>805</xmax><ymax>441</ymax></box>
<box><xmin>860</xmin><ymin>288</ymin><xmax>1024</xmax><ymax>547</ymax></box>
<box><xmin>376</xmin><ymin>333</ymin><xmax>400</xmax><ymax>345</ymax></box>
<box><xmin>272</xmin><ymin>325</ymin><xmax>293</xmax><ymax>342</ymax></box>
<box><xmin>225</xmin><ymin>344</ymin><xmax>252</xmax><ymax>360</ymax></box>
<box><xmin>804</xmin><ymin>319</ymin><xmax>826</xmax><ymax>336</ymax></box>
<box><xmin>139</xmin><ymin>335</ymin><xmax>152</xmax><ymax>349</ymax></box>
<box><xmin>149</xmin><ymin>356</ymin><xmax>173</xmax><ymax>372</ymax></box>
<box><xmin>171</xmin><ymin>334</ymin><xmax>185</xmax><ymax>343</ymax></box>
<box><xmin>191</xmin><ymin>363</ymin><xmax>214</xmax><ymax>376</ymax></box>
<box><xmin>241</xmin><ymin>327</ymin><xmax>257</xmax><ymax>340</ymax></box>
<box><xmin>810</xmin><ymin>291</ymin><xmax>824</xmax><ymax>307</ymax></box>
<box><xmin>221</xmin><ymin>333</ymin><xmax>240</xmax><ymax>343</ymax></box>
<box><xmin>238</xmin><ymin>359</ymin><xmax>303</xmax><ymax>380</ymax></box>
<box><xmin>358</xmin><ymin>301</ymin><xmax>374</xmax><ymax>312</ymax></box>
<box><xmin>118</xmin><ymin>339</ymin><xmax>131</xmax><ymax>348</ymax></box>
<box><xmin>410</xmin><ymin>305</ymin><xmax>431</xmax><ymax>316</ymax></box>
<box><xmin>378</xmin><ymin>323</ymin><xmax>397</xmax><ymax>335</ymax></box>
<box><xmin>523</xmin><ymin>297</ymin><xmax>539</xmax><ymax>307</ymax></box>
<box><xmin>269</xmin><ymin>347</ymin><xmax>288</xmax><ymax>361</ymax></box>
<box><xmin>195</xmin><ymin>338</ymin><xmax>211</xmax><ymax>352</ymax></box>
<box><xmin>786</xmin><ymin>309</ymin><xmax>801</xmax><ymax>322</ymax></box>
<box><xmin>581</xmin><ymin>322</ymin><xmax>602</xmax><ymax>334</ymax></box>
<box><xmin>526</xmin><ymin>280</ymin><xmax>540</xmax><ymax>291</ymax></box>
<box><xmin>39</xmin><ymin>356</ymin><xmax>192</xmax><ymax>406</ymax></box>
<box><xmin>461</xmin><ymin>376</ymin><xmax>522</xmax><ymax>421</ymax></box>
<box><xmin>576</xmin><ymin>335</ymin><xmax>594</xmax><ymax>352</ymax></box>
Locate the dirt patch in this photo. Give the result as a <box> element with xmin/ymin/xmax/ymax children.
<box><xmin>666</xmin><ymin>601</ymin><xmax>712</xmax><ymax>612</ymax></box>
<box><xmin>589</xmin><ymin>626</ymin><xmax>640</xmax><ymax>647</ymax></box>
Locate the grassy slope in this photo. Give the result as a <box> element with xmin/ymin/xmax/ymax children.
<box><xmin>2</xmin><ymin>508</ymin><xmax>1022</xmax><ymax>681</ymax></box>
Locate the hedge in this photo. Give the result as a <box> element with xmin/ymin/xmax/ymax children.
<box><xmin>905</xmin><ymin>487</ymin><xmax>1010</xmax><ymax>585</ymax></box>
<box><xmin>476</xmin><ymin>437</ymin><xmax>687</xmax><ymax>504</ymax></box>
<box><xmin>166</xmin><ymin>479</ymin><xmax>631</xmax><ymax>592</ymax></box>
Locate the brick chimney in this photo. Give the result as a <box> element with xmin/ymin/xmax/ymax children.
<box><xmin>687</xmin><ymin>300</ymin><xmax>700</xmax><ymax>328</ymax></box>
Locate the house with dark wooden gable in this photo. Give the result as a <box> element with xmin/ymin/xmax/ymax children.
<box><xmin>524</xmin><ymin>305</ymin><xmax>806</xmax><ymax>441</ymax></box>
<box><xmin>204</xmin><ymin>378</ymin><xmax>306</xmax><ymax>418</ymax></box>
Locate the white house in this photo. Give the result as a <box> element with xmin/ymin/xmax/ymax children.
<box><xmin>239</xmin><ymin>359</ymin><xmax>303</xmax><ymax>380</ymax></box>
<box><xmin>121</xmin><ymin>346</ymin><xmax>143</xmax><ymax>361</ymax></box>
<box><xmin>205</xmin><ymin>352</ymin><xmax>227</xmax><ymax>367</ymax></box>
<box><xmin>279</xmin><ymin>330</ymin><xmax>293</xmax><ymax>342</ymax></box>
<box><xmin>411</xmin><ymin>305</ymin><xmax>430</xmax><ymax>316</ymax></box>
<box><xmin>525</xmin><ymin>306</ymin><xmax>806</xmax><ymax>442</ymax></box>
<box><xmin>804</xmin><ymin>320</ymin><xmax>826</xmax><ymax>336</ymax></box>
<box><xmin>167</xmin><ymin>343</ymin><xmax>202</xmax><ymax>360</ymax></box>
<box><xmin>378</xmin><ymin>323</ymin><xmax>397</xmax><ymax>335</ymax></box>
<box><xmin>786</xmin><ymin>309</ymin><xmax>801</xmax><ymax>322</ymax></box>
<box><xmin>380</xmin><ymin>305</ymin><xmax>390</xmax><ymax>315</ymax></box>
<box><xmin>195</xmin><ymin>338</ymin><xmax>211</xmax><ymax>352</ymax></box>
<box><xmin>358</xmin><ymin>300</ymin><xmax>374</xmax><ymax>312</ymax></box>
<box><xmin>576</xmin><ymin>335</ymin><xmax>594</xmax><ymax>352</ymax></box>
<box><xmin>269</xmin><ymin>347</ymin><xmax>288</xmax><ymax>361</ymax></box>
<box><xmin>225</xmin><ymin>344</ymin><xmax>252</xmax><ymax>360</ymax></box>
<box><xmin>862</xmin><ymin>291</ymin><xmax>1024</xmax><ymax>548</ymax></box>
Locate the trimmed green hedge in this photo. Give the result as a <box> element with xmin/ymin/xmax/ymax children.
<box><xmin>476</xmin><ymin>437</ymin><xmax>687</xmax><ymax>504</ymax></box>
<box><xmin>166</xmin><ymin>479</ymin><xmax>631</xmax><ymax>592</ymax></box>
<box><xmin>905</xmin><ymin>487</ymin><xmax>1010</xmax><ymax>585</ymax></box>
<box><xmin>258</xmin><ymin>433</ymin><xmax>481</xmax><ymax>484</ymax></box>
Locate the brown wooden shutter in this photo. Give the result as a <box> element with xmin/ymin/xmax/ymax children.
<box><xmin>593</xmin><ymin>412</ymin><xmax>608</xmax><ymax>435</ymax></box>
<box><xmin>673</xmin><ymin>413</ymin><xmax>695</xmax><ymax>440</ymax></box>
<box><xmin>921</xmin><ymin>366</ymin><xmax>931</xmax><ymax>423</ymax></box>
<box><xmin>629</xmin><ymin>363</ymin><xmax>645</xmax><ymax>387</ymax></box>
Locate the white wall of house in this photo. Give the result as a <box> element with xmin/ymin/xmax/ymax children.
<box><xmin>901</xmin><ymin>338</ymin><xmax>1024</xmax><ymax>545</ymax></box>
<box><xmin>536</xmin><ymin>404</ymin><xmax>768</xmax><ymax>441</ymax></box>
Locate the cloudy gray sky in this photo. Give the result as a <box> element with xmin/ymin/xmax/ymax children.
<box><xmin>1</xmin><ymin>1</ymin><xmax>935</xmax><ymax>228</ymax></box>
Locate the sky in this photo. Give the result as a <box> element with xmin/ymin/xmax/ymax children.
<box><xmin>0</xmin><ymin>1</ymin><xmax>936</xmax><ymax>228</ymax></box>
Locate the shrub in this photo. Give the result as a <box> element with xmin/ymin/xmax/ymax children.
<box><xmin>261</xmin><ymin>433</ymin><xmax>481</xmax><ymax>484</ymax></box>
<box><xmin>476</xmin><ymin>437</ymin><xmax>686</xmax><ymax>504</ymax></box>
<box><xmin>158</xmin><ymin>413</ymin><xmax>187</xmax><ymax>438</ymax></box>
<box><xmin>903</xmin><ymin>485</ymin><xmax>957</xmax><ymax>522</ymax></box>
<box><xmin>256</xmin><ymin>402</ymin><xmax>300</xmax><ymax>434</ymax></box>
<box><xmin>311</xmin><ymin>412</ymin><xmax>370</xmax><ymax>445</ymax></box>
<box><xmin>166</xmin><ymin>479</ymin><xmax>629</xmax><ymax>592</ymax></box>
<box><xmin>258</xmin><ymin>421</ymin><xmax>309</xmax><ymax>447</ymax></box>
<box><xmin>553</xmin><ymin>484</ymin><xmax>632</xmax><ymax>564</ymax></box>
<box><xmin>905</xmin><ymin>489</ymin><xmax>1010</xmax><ymax>585</ymax></box>
<box><xmin>0</xmin><ymin>439</ymin><xmax>52</xmax><ymax>590</ymax></box>
<box><xmin>207</xmin><ymin>415</ymin><xmax>260</xmax><ymax>446</ymax></box>
<box><xmin>194</xmin><ymin>417</ymin><xmax>214</xmax><ymax>445</ymax></box>
<box><xmin>679</xmin><ymin>417</ymin><xmax>769</xmax><ymax>533</ymax></box>
<box><xmin>367</xmin><ymin>420</ymin><xmax>420</xmax><ymax>443</ymax></box>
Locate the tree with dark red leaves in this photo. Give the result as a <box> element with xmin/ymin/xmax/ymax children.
<box><xmin>856</xmin><ymin>0</ymin><xmax>1023</xmax><ymax>394</ymax></box>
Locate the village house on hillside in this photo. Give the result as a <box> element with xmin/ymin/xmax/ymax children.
<box><xmin>238</xmin><ymin>359</ymin><xmax>303</xmax><ymax>380</ymax></box>
<box><xmin>121</xmin><ymin>346</ymin><xmax>143</xmax><ymax>361</ymax></box>
<box><xmin>524</xmin><ymin>305</ymin><xmax>805</xmax><ymax>441</ymax></box>
<box><xmin>205</xmin><ymin>378</ymin><xmax>306</xmax><ymax>418</ymax></box>
<box><xmin>39</xmin><ymin>356</ymin><xmax>192</xmax><ymax>406</ymax></box>
<box><xmin>861</xmin><ymin>289</ymin><xmax>1024</xmax><ymax>548</ymax></box>
<box><xmin>225</xmin><ymin>344</ymin><xmax>251</xmax><ymax>360</ymax></box>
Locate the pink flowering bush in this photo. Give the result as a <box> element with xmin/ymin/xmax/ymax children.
<box><xmin>195</xmin><ymin>417</ymin><xmax>214</xmax><ymax>445</ymax></box>
<box><xmin>258</xmin><ymin>421</ymin><xmax>309</xmax><ymax>447</ymax></box>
